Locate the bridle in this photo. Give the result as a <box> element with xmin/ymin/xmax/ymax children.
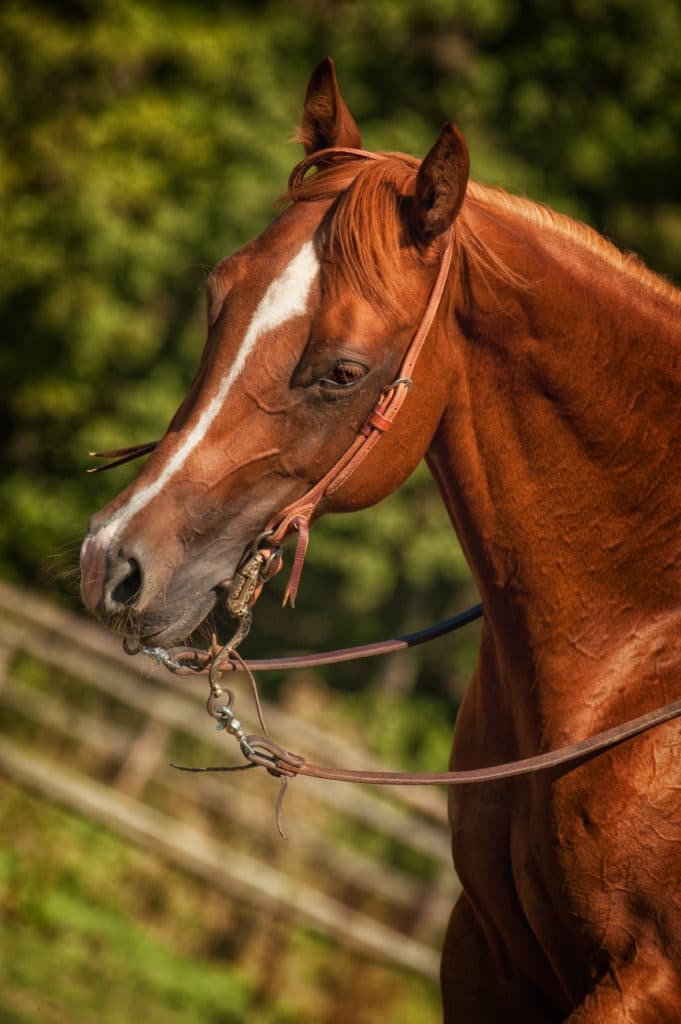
<box><xmin>93</xmin><ymin>145</ymin><xmax>456</xmax><ymax>642</ymax></box>
<box><xmin>103</xmin><ymin>145</ymin><xmax>460</xmax><ymax>667</ymax></box>
<box><xmin>89</xmin><ymin>149</ymin><xmax>681</xmax><ymax>824</ymax></box>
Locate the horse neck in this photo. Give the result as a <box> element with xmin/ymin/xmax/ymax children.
<box><xmin>427</xmin><ymin>194</ymin><xmax>681</xmax><ymax>746</ymax></box>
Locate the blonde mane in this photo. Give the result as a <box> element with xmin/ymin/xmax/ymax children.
<box><xmin>287</xmin><ymin>149</ymin><xmax>680</xmax><ymax>312</ymax></box>
<box><xmin>288</xmin><ymin>150</ymin><xmax>423</xmax><ymax>314</ymax></box>
<box><xmin>465</xmin><ymin>181</ymin><xmax>681</xmax><ymax>308</ymax></box>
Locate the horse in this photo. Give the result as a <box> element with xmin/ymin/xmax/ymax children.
<box><xmin>79</xmin><ymin>58</ymin><xmax>681</xmax><ymax>1021</ymax></box>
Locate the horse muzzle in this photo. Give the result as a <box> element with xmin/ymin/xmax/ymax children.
<box><xmin>79</xmin><ymin>526</ymin><xmax>220</xmax><ymax>644</ymax></box>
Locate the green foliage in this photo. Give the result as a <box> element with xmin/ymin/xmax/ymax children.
<box><xmin>0</xmin><ymin>783</ymin><xmax>255</xmax><ymax>1024</ymax></box>
<box><xmin>2</xmin><ymin>5</ymin><xmax>679</xmax><ymax>1016</ymax></box>
<box><xmin>2</xmin><ymin>0</ymin><xmax>679</xmax><ymax>700</ymax></box>
<box><xmin>0</xmin><ymin>780</ymin><xmax>442</xmax><ymax>1023</ymax></box>
<box><xmin>342</xmin><ymin>688</ymin><xmax>456</xmax><ymax>775</ymax></box>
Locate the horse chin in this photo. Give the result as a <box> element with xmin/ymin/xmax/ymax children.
<box><xmin>131</xmin><ymin>588</ymin><xmax>219</xmax><ymax>648</ymax></box>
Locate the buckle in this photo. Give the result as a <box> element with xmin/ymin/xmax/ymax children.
<box><xmin>385</xmin><ymin>377</ymin><xmax>413</xmax><ymax>392</ymax></box>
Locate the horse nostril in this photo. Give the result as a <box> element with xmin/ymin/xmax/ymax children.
<box><xmin>110</xmin><ymin>558</ymin><xmax>142</xmax><ymax>608</ymax></box>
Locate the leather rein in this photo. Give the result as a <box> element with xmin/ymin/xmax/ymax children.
<box><xmin>90</xmin><ymin>147</ymin><xmax>681</xmax><ymax>804</ymax></box>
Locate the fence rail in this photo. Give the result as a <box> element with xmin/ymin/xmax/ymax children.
<box><xmin>0</xmin><ymin>582</ymin><xmax>459</xmax><ymax>978</ymax></box>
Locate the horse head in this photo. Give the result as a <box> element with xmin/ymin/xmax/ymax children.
<box><xmin>79</xmin><ymin>58</ymin><xmax>469</xmax><ymax>646</ymax></box>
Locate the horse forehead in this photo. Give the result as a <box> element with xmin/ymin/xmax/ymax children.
<box><xmin>211</xmin><ymin>204</ymin><xmax>324</xmax><ymax>298</ymax></box>
<box><xmin>211</xmin><ymin>238</ymin><xmax>323</xmax><ymax>361</ymax></box>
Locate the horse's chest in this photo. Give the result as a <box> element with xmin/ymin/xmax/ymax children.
<box><xmin>449</xmin><ymin>768</ymin><xmax>615</xmax><ymax>1004</ymax></box>
<box><xmin>451</xmin><ymin>732</ymin><xmax>681</xmax><ymax>992</ymax></box>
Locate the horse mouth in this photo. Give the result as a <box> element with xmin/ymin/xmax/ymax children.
<box><xmin>119</xmin><ymin>587</ymin><xmax>221</xmax><ymax>649</ymax></box>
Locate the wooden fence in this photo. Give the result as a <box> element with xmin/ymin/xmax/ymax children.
<box><xmin>0</xmin><ymin>582</ymin><xmax>460</xmax><ymax>979</ymax></box>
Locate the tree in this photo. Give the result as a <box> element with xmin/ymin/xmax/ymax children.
<box><xmin>2</xmin><ymin>0</ymin><xmax>679</xmax><ymax>706</ymax></box>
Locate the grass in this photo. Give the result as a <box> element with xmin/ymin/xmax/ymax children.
<box><xmin>0</xmin><ymin>780</ymin><xmax>260</xmax><ymax>1024</ymax></box>
<box><xmin>0</xmin><ymin>778</ymin><xmax>441</xmax><ymax>1024</ymax></box>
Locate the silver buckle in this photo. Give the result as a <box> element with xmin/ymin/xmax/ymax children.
<box><xmin>385</xmin><ymin>377</ymin><xmax>413</xmax><ymax>392</ymax></box>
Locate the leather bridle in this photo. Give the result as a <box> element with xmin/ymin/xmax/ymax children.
<box><xmin>210</xmin><ymin>168</ymin><xmax>457</xmax><ymax>628</ymax></box>
<box><xmin>132</xmin><ymin>182</ymin><xmax>456</xmax><ymax>666</ymax></box>
<box><xmin>259</xmin><ymin>222</ymin><xmax>456</xmax><ymax>609</ymax></box>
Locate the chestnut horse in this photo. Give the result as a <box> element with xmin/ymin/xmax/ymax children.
<box><xmin>80</xmin><ymin>59</ymin><xmax>681</xmax><ymax>1021</ymax></box>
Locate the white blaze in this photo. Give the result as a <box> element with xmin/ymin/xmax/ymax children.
<box><xmin>101</xmin><ymin>240</ymin><xmax>319</xmax><ymax>537</ymax></box>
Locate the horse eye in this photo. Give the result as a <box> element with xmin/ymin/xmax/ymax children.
<box><xmin>319</xmin><ymin>361</ymin><xmax>366</xmax><ymax>389</ymax></box>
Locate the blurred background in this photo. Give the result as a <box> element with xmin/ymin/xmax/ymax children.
<box><xmin>1</xmin><ymin>1</ymin><xmax>679</xmax><ymax>1021</ymax></box>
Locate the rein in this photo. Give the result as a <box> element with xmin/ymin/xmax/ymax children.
<box><xmin>140</xmin><ymin>602</ymin><xmax>484</xmax><ymax>675</ymax></box>
<box><xmin>175</xmin><ymin>671</ymin><xmax>681</xmax><ymax>838</ymax></box>
<box><xmin>209</xmin><ymin>695</ymin><xmax>681</xmax><ymax>787</ymax></box>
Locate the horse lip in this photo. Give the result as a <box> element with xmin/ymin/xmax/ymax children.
<box><xmin>132</xmin><ymin>589</ymin><xmax>219</xmax><ymax>648</ymax></box>
<box><xmin>137</xmin><ymin>620</ymin><xmax>199</xmax><ymax>647</ymax></box>
<box><xmin>136</xmin><ymin>623</ymin><xmax>182</xmax><ymax>647</ymax></box>
<box><xmin>216</xmin><ymin>577</ymin><xmax>233</xmax><ymax>591</ymax></box>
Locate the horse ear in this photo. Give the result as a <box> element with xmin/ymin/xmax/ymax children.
<box><xmin>298</xmin><ymin>57</ymin><xmax>362</xmax><ymax>154</ymax></box>
<box><xmin>414</xmin><ymin>123</ymin><xmax>470</xmax><ymax>241</ymax></box>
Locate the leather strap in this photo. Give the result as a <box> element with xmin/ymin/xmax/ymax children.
<box><xmin>243</xmin><ymin>695</ymin><xmax>681</xmax><ymax>786</ymax></box>
<box><xmin>151</xmin><ymin>602</ymin><xmax>484</xmax><ymax>675</ymax></box>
